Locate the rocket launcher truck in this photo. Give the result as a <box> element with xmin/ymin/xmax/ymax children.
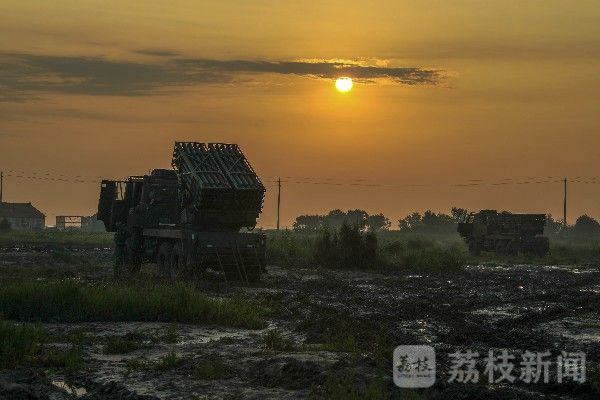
<box><xmin>97</xmin><ymin>142</ymin><xmax>266</xmax><ymax>282</ymax></box>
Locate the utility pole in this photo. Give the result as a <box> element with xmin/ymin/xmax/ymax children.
<box><xmin>276</xmin><ymin>178</ymin><xmax>281</xmax><ymax>230</ymax></box>
<box><xmin>563</xmin><ymin>177</ymin><xmax>567</xmax><ymax>228</ymax></box>
<box><xmin>0</xmin><ymin>171</ymin><xmax>3</xmax><ymax>203</ymax></box>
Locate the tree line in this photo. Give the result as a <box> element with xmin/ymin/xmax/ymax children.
<box><xmin>293</xmin><ymin>209</ymin><xmax>391</xmax><ymax>232</ymax></box>
<box><xmin>293</xmin><ymin>208</ymin><xmax>600</xmax><ymax>236</ymax></box>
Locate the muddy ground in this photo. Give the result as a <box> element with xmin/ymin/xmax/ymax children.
<box><xmin>0</xmin><ymin>245</ymin><xmax>599</xmax><ymax>399</ymax></box>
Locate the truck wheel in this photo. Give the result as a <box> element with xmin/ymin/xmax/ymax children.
<box><xmin>158</xmin><ymin>242</ymin><xmax>173</xmax><ymax>278</ymax></box>
<box><xmin>171</xmin><ymin>243</ymin><xmax>186</xmax><ymax>279</ymax></box>
<box><xmin>505</xmin><ymin>241</ymin><xmax>518</xmax><ymax>256</ymax></box>
<box><xmin>114</xmin><ymin>244</ymin><xmax>126</xmax><ymax>278</ymax></box>
<box><xmin>125</xmin><ymin>241</ymin><xmax>142</xmax><ymax>274</ymax></box>
<box><xmin>495</xmin><ymin>241</ymin><xmax>507</xmax><ymax>256</ymax></box>
<box><xmin>535</xmin><ymin>238</ymin><xmax>550</xmax><ymax>257</ymax></box>
<box><xmin>468</xmin><ymin>240</ymin><xmax>481</xmax><ymax>256</ymax></box>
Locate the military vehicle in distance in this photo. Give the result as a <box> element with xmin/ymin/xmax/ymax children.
<box><xmin>457</xmin><ymin>210</ymin><xmax>549</xmax><ymax>256</ymax></box>
<box><xmin>97</xmin><ymin>142</ymin><xmax>266</xmax><ymax>282</ymax></box>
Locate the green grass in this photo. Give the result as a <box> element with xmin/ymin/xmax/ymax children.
<box><xmin>103</xmin><ymin>327</ymin><xmax>185</xmax><ymax>354</ymax></box>
<box><xmin>103</xmin><ymin>336</ymin><xmax>146</xmax><ymax>354</ymax></box>
<box><xmin>41</xmin><ymin>346</ymin><xmax>84</xmax><ymax>373</ymax></box>
<box><xmin>0</xmin><ymin>280</ymin><xmax>266</xmax><ymax>329</ymax></box>
<box><xmin>194</xmin><ymin>356</ymin><xmax>231</xmax><ymax>379</ymax></box>
<box><xmin>263</xmin><ymin>329</ymin><xmax>297</xmax><ymax>351</ymax></box>
<box><xmin>308</xmin><ymin>373</ymin><xmax>391</xmax><ymax>400</ymax></box>
<box><xmin>52</xmin><ymin>329</ymin><xmax>94</xmax><ymax>346</ymax></box>
<box><xmin>266</xmin><ymin>230</ymin><xmax>600</xmax><ymax>271</ymax></box>
<box><xmin>154</xmin><ymin>351</ymin><xmax>183</xmax><ymax>371</ymax></box>
<box><xmin>265</xmin><ymin>230</ymin><xmax>316</xmax><ymax>267</ymax></box>
<box><xmin>320</xmin><ymin>331</ymin><xmax>359</xmax><ymax>353</ymax></box>
<box><xmin>266</xmin><ymin>230</ymin><xmax>467</xmax><ymax>272</ymax></box>
<box><xmin>265</xmin><ymin>230</ymin><xmax>466</xmax><ymax>272</ymax></box>
<box><xmin>0</xmin><ymin>230</ymin><xmax>113</xmax><ymax>246</ymax></box>
<box><xmin>380</xmin><ymin>240</ymin><xmax>466</xmax><ymax>272</ymax></box>
<box><xmin>546</xmin><ymin>239</ymin><xmax>600</xmax><ymax>265</ymax></box>
<box><xmin>0</xmin><ymin>319</ymin><xmax>46</xmax><ymax>367</ymax></box>
<box><xmin>161</xmin><ymin>325</ymin><xmax>180</xmax><ymax>344</ymax></box>
<box><xmin>0</xmin><ymin>319</ymin><xmax>84</xmax><ymax>372</ymax></box>
<box><xmin>127</xmin><ymin>351</ymin><xmax>184</xmax><ymax>371</ymax></box>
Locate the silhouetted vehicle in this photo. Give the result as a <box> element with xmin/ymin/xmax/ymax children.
<box><xmin>97</xmin><ymin>142</ymin><xmax>265</xmax><ymax>282</ymax></box>
<box><xmin>457</xmin><ymin>210</ymin><xmax>549</xmax><ymax>256</ymax></box>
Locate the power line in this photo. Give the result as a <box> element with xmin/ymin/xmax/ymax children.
<box><xmin>2</xmin><ymin>167</ymin><xmax>600</xmax><ymax>191</ymax></box>
<box><xmin>263</xmin><ymin>178</ymin><xmax>597</xmax><ymax>189</ymax></box>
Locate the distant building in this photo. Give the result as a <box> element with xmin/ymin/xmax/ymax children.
<box><xmin>54</xmin><ymin>215</ymin><xmax>106</xmax><ymax>232</ymax></box>
<box><xmin>0</xmin><ymin>202</ymin><xmax>45</xmax><ymax>230</ymax></box>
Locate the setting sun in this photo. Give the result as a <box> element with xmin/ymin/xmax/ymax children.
<box><xmin>335</xmin><ymin>77</ymin><xmax>353</xmax><ymax>93</ymax></box>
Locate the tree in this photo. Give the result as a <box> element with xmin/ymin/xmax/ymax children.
<box><xmin>313</xmin><ymin>223</ymin><xmax>379</xmax><ymax>269</ymax></box>
<box><xmin>367</xmin><ymin>213</ymin><xmax>391</xmax><ymax>232</ymax></box>
<box><xmin>545</xmin><ymin>214</ymin><xmax>563</xmax><ymax>236</ymax></box>
<box><xmin>573</xmin><ymin>215</ymin><xmax>600</xmax><ymax>236</ymax></box>
<box><xmin>324</xmin><ymin>209</ymin><xmax>347</xmax><ymax>230</ymax></box>
<box><xmin>314</xmin><ymin>229</ymin><xmax>334</xmax><ymax>264</ymax></box>
<box><xmin>451</xmin><ymin>207</ymin><xmax>469</xmax><ymax>223</ymax></box>
<box><xmin>363</xmin><ymin>230</ymin><xmax>378</xmax><ymax>266</ymax></box>
<box><xmin>293</xmin><ymin>215</ymin><xmax>324</xmax><ymax>232</ymax></box>
<box><xmin>346</xmin><ymin>209</ymin><xmax>369</xmax><ymax>231</ymax></box>
<box><xmin>399</xmin><ymin>209</ymin><xmax>458</xmax><ymax>233</ymax></box>
<box><xmin>398</xmin><ymin>212</ymin><xmax>423</xmax><ymax>232</ymax></box>
<box><xmin>338</xmin><ymin>222</ymin><xmax>362</xmax><ymax>268</ymax></box>
<box><xmin>423</xmin><ymin>211</ymin><xmax>455</xmax><ymax>232</ymax></box>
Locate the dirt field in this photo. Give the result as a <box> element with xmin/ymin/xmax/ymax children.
<box><xmin>0</xmin><ymin>244</ymin><xmax>599</xmax><ymax>399</ymax></box>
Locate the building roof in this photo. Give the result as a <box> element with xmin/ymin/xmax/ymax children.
<box><xmin>0</xmin><ymin>202</ymin><xmax>45</xmax><ymax>219</ymax></box>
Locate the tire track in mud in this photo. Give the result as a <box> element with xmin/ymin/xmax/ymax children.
<box><xmin>265</xmin><ymin>265</ymin><xmax>599</xmax><ymax>398</ymax></box>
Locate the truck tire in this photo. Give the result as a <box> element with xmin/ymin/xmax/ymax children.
<box><xmin>505</xmin><ymin>240</ymin><xmax>518</xmax><ymax>256</ymax></box>
<box><xmin>171</xmin><ymin>243</ymin><xmax>186</xmax><ymax>279</ymax></box>
<box><xmin>494</xmin><ymin>241</ymin><xmax>507</xmax><ymax>256</ymax></box>
<box><xmin>535</xmin><ymin>237</ymin><xmax>550</xmax><ymax>257</ymax></box>
<box><xmin>158</xmin><ymin>242</ymin><xmax>173</xmax><ymax>278</ymax></box>
<box><xmin>246</xmin><ymin>267</ymin><xmax>261</xmax><ymax>283</ymax></box>
<box><xmin>468</xmin><ymin>240</ymin><xmax>481</xmax><ymax>256</ymax></box>
<box><xmin>114</xmin><ymin>243</ymin><xmax>125</xmax><ymax>279</ymax></box>
<box><xmin>125</xmin><ymin>241</ymin><xmax>142</xmax><ymax>274</ymax></box>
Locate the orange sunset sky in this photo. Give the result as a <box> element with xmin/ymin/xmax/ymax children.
<box><xmin>1</xmin><ymin>1</ymin><xmax>599</xmax><ymax>228</ymax></box>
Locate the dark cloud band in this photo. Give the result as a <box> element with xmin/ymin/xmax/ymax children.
<box><xmin>175</xmin><ymin>58</ymin><xmax>441</xmax><ymax>85</ymax></box>
<box><xmin>0</xmin><ymin>53</ymin><xmax>443</xmax><ymax>100</ymax></box>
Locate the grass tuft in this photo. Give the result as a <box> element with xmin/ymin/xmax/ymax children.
<box><xmin>321</xmin><ymin>331</ymin><xmax>359</xmax><ymax>353</ymax></box>
<box><xmin>127</xmin><ymin>351</ymin><xmax>184</xmax><ymax>371</ymax></box>
<box><xmin>0</xmin><ymin>280</ymin><xmax>265</xmax><ymax>329</ymax></box>
<box><xmin>103</xmin><ymin>336</ymin><xmax>145</xmax><ymax>354</ymax></box>
<box><xmin>381</xmin><ymin>242</ymin><xmax>466</xmax><ymax>272</ymax></box>
<box><xmin>266</xmin><ymin>230</ymin><xmax>315</xmax><ymax>267</ymax></box>
<box><xmin>308</xmin><ymin>373</ymin><xmax>391</xmax><ymax>400</ymax></box>
<box><xmin>161</xmin><ymin>325</ymin><xmax>180</xmax><ymax>344</ymax></box>
<box><xmin>0</xmin><ymin>319</ymin><xmax>46</xmax><ymax>367</ymax></box>
<box><xmin>41</xmin><ymin>346</ymin><xmax>84</xmax><ymax>373</ymax></box>
<box><xmin>264</xmin><ymin>329</ymin><xmax>296</xmax><ymax>351</ymax></box>
<box><xmin>194</xmin><ymin>356</ymin><xmax>231</xmax><ymax>379</ymax></box>
<box><xmin>154</xmin><ymin>351</ymin><xmax>183</xmax><ymax>371</ymax></box>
